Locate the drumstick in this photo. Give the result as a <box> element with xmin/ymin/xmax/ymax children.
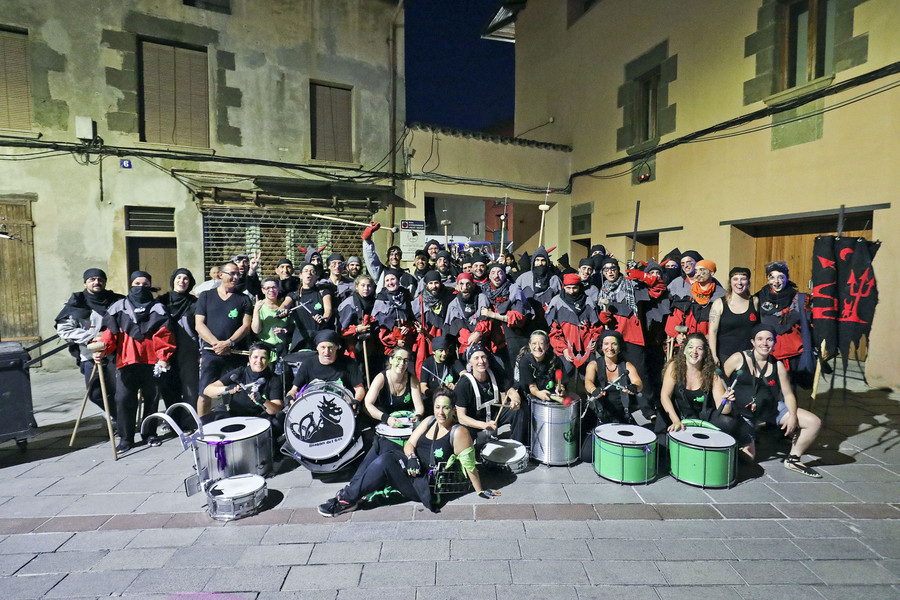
<box><xmin>311</xmin><ymin>213</ymin><xmax>400</xmax><ymax>233</ymax></box>
<box><xmin>714</xmin><ymin>368</ymin><xmax>742</xmax><ymax>408</ymax></box>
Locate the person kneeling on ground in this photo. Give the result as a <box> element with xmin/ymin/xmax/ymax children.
<box><xmin>318</xmin><ymin>390</ymin><xmax>499</xmax><ymax>517</ymax></box>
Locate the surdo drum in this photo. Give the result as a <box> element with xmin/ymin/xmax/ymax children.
<box><xmin>282</xmin><ymin>380</ymin><xmax>363</xmax><ymax>473</ymax></box>
<box><xmin>530</xmin><ymin>396</ymin><xmax>580</xmax><ymax>466</ymax></box>
<box><xmin>197</xmin><ymin>416</ymin><xmax>273</xmax><ymax>482</ymax></box>
<box><xmin>593</xmin><ymin>423</ymin><xmax>658</xmax><ymax>484</ymax></box>
<box><xmin>668</xmin><ymin>426</ymin><xmax>737</xmax><ymax>488</ymax></box>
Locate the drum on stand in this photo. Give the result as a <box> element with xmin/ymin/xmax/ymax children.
<box><xmin>206</xmin><ymin>474</ymin><xmax>267</xmax><ymax>521</ymax></box>
<box><xmin>668</xmin><ymin>426</ymin><xmax>736</xmax><ymax>488</ymax></box>
<box><xmin>282</xmin><ymin>380</ymin><xmax>362</xmax><ymax>473</ymax></box>
<box><xmin>481</xmin><ymin>439</ymin><xmax>529</xmax><ymax>474</ymax></box>
<box><xmin>530</xmin><ymin>396</ymin><xmax>580</xmax><ymax>466</ymax></box>
<box><xmin>375</xmin><ymin>410</ymin><xmax>416</xmax><ymax>447</ymax></box>
<box><xmin>593</xmin><ymin>423</ymin><xmax>657</xmax><ymax>484</ymax></box>
<box><xmin>197</xmin><ymin>416</ymin><xmax>273</xmax><ymax>482</ymax></box>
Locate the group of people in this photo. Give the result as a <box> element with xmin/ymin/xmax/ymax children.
<box><xmin>55</xmin><ymin>223</ymin><xmax>824</xmax><ymax>517</ymax></box>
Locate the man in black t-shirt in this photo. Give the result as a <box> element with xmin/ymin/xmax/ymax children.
<box><xmin>455</xmin><ymin>344</ymin><xmax>525</xmax><ymax>447</ymax></box>
<box><xmin>202</xmin><ymin>343</ymin><xmax>285</xmax><ymax>434</ymax></box>
<box><xmin>285</xmin><ymin>330</ymin><xmax>365</xmax><ymax>407</ymax></box>
<box><xmin>195</xmin><ymin>261</ymin><xmax>253</xmax><ymax>416</ymax></box>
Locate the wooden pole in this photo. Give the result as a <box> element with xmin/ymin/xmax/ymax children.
<box><xmin>68</xmin><ymin>363</ymin><xmax>96</xmax><ymax>447</ymax></box>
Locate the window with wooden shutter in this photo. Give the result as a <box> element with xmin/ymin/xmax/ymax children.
<box><xmin>141</xmin><ymin>40</ymin><xmax>209</xmax><ymax>147</ymax></box>
<box><xmin>0</xmin><ymin>29</ymin><xmax>32</xmax><ymax>131</ymax></box>
<box><xmin>310</xmin><ymin>82</ymin><xmax>352</xmax><ymax>162</ymax></box>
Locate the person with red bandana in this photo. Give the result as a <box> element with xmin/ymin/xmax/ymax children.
<box><xmin>665</xmin><ymin>258</ymin><xmax>725</xmax><ymax>343</ymax></box>
<box><xmin>547</xmin><ymin>273</ymin><xmax>601</xmax><ymax>378</ymax></box>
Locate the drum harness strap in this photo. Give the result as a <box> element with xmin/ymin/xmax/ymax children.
<box><xmin>460</xmin><ymin>371</ymin><xmax>500</xmax><ymax>417</ymax></box>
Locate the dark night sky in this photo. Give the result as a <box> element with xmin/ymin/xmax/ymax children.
<box><xmin>404</xmin><ymin>0</ymin><xmax>515</xmax><ymax>132</ymax></box>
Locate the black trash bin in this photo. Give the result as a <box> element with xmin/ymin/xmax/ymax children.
<box><xmin>0</xmin><ymin>341</ymin><xmax>37</xmax><ymax>450</ymax></box>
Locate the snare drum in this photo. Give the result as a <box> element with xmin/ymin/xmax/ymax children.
<box><xmin>282</xmin><ymin>380</ymin><xmax>363</xmax><ymax>473</ymax></box>
<box><xmin>530</xmin><ymin>396</ymin><xmax>580</xmax><ymax>466</ymax></box>
<box><xmin>206</xmin><ymin>474</ymin><xmax>267</xmax><ymax>521</ymax></box>
<box><xmin>593</xmin><ymin>424</ymin><xmax>657</xmax><ymax>484</ymax></box>
<box><xmin>668</xmin><ymin>427</ymin><xmax>736</xmax><ymax>488</ymax></box>
<box><xmin>481</xmin><ymin>439</ymin><xmax>529</xmax><ymax>473</ymax></box>
<box><xmin>375</xmin><ymin>410</ymin><xmax>416</xmax><ymax>446</ymax></box>
<box><xmin>197</xmin><ymin>417</ymin><xmax>273</xmax><ymax>482</ymax></box>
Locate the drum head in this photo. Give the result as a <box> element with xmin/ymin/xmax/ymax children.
<box><xmin>284</xmin><ymin>383</ymin><xmax>356</xmax><ymax>460</ymax></box>
<box><xmin>481</xmin><ymin>439</ymin><xmax>527</xmax><ymax>464</ymax></box>
<box><xmin>376</xmin><ymin>423</ymin><xmax>413</xmax><ymax>438</ymax></box>
<box><xmin>390</xmin><ymin>410</ymin><xmax>416</xmax><ymax>427</ymax></box>
<box><xmin>669</xmin><ymin>427</ymin><xmax>735</xmax><ymax>449</ymax></box>
<box><xmin>201</xmin><ymin>417</ymin><xmax>270</xmax><ymax>443</ymax></box>
<box><xmin>594</xmin><ymin>423</ymin><xmax>656</xmax><ymax>446</ymax></box>
<box><xmin>209</xmin><ymin>474</ymin><xmax>266</xmax><ymax>497</ymax></box>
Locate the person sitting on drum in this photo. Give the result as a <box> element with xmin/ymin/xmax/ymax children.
<box><xmin>420</xmin><ymin>335</ymin><xmax>465</xmax><ymax>401</ymax></box>
<box><xmin>364</xmin><ymin>346</ymin><xmax>426</xmax><ymax>427</ymax></box>
<box><xmin>658</xmin><ymin>333</ymin><xmax>743</xmax><ymax>455</ymax></box>
<box><xmin>722</xmin><ymin>324</ymin><xmax>822</xmax><ymax>477</ymax></box>
<box><xmin>201</xmin><ymin>342</ymin><xmax>285</xmax><ymax>436</ymax></box>
<box><xmin>285</xmin><ymin>330</ymin><xmax>365</xmax><ymax>408</ymax></box>
<box><xmin>455</xmin><ymin>344</ymin><xmax>526</xmax><ymax>448</ymax></box>
<box><xmin>516</xmin><ymin>330</ymin><xmax>569</xmax><ymax>402</ymax></box>
<box><xmin>317</xmin><ymin>390</ymin><xmax>498</xmax><ymax>517</ymax></box>
<box><xmin>582</xmin><ymin>330</ymin><xmax>643</xmax><ymax>461</ymax></box>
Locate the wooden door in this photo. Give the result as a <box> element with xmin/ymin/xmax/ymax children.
<box><xmin>126</xmin><ymin>237</ymin><xmax>177</xmax><ymax>290</ymax></box>
<box><xmin>0</xmin><ymin>200</ymin><xmax>39</xmax><ymax>343</ymax></box>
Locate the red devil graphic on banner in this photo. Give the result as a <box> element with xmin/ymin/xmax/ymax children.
<box><xmin>811</xmin><ymin>236</ymin><xmax>880</xmax><ymax>367</ymax></box>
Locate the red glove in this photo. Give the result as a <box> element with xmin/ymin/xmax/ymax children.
<box><xmin>626</xmin><ymin>269</ymin><xmax>659</xmax><ymax>286</ymax></box>
<box><xmin>598</xmin><ymin>311</ymin><xmax>613</xmax><ymax>325</ymax></box>
<box><xmin>361</xmin><ymin>221</ymin><xmax>381</xmax><ymax>241</ymax></box>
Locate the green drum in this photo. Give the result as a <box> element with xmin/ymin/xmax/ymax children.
<box><xmin>668</xmin><ymin>427</ymin><xmax>736</xmax><ymax>488</ymax></box>
<box><xmin>593</xmin><ymin>424</ymin><xmax>657</xmax><ymax>484</ymax></box>
<box><xmin>679</xmin><ymin>418</ymin><xmax>719</xmax><ymax>430</ymax></box>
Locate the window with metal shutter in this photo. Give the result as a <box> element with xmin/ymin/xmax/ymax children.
<box><xmin>141</xmin><ymin>41</ymin><xmax>209</xmax><ymax>147</ymax></box>
<box><xmin>311</xmin><ymin>82</ymin><xmax>352</xmax><ymax>162</ymax></box>
<box><xmin>0</xmin><ymin>29</ymin><xmax>32</xmax><ymax>131</ymax></box>
<box><xmin>201</xmin><ymin>207</ymin><xmax>368</xmax><ymax>276</ymax></box>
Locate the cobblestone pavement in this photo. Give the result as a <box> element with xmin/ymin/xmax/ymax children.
<box><xmin>0</xmin><ymin>366</ymin><xmax>898</xmax><ymax>599</ymax></box>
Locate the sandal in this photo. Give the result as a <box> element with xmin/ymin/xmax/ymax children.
<box><xmin>784</xmin><ymin>455</ymin><xmax>822</xmax><ymax>478</ymax></box>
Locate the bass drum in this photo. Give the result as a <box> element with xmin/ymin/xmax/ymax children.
<box><xmin>282</xmin><ymin>380</ymin><xmax>363</xmax><ymax>473</ymax></box>
<box><xmin>197</xmin><ymin>416</ymin><xmax>273</xmax><ymax>482</ymax></box>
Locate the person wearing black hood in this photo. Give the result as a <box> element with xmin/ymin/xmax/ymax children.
<box><xmin>754</xmin><ymin>261</ymin><xmax>813</xmax><ymax>384</ymax></box>
<box><xmin>479</xmin><ymin>262</ymin><xmax>530</xmax><ymax>371</ymax></box>
<box><xmin>471</xmin><ymin>254</ymin><xmax>489</xmax><ymax>287</ymax></box>
<box><xmin>444</xmin><ymin>273</ymin><xmax>493</xmax><ymax>360</ymax></box>
<box><xmin>301</xmin><ymin>246</ymin><xmax>327</xmax><ymax>281</ymax></box>
<box><xmin>338</xmin><ymin>274</ymin><xmax>381</xmax><ymax>376</ymax></box>
<box><xmin>55</xmin><ymin>268</ymin><xmax>124</xmax><ymax>422</ymax></box>
<box><xmin>320</xmin><ymin>253</ymin><xmax>354</xmax><ymax>304</ymax></box>
<box><xmin>419</xmin><ymin>335</ymin><xmax>465</xmax><ymax>399</ymax></box>
<box><xmin>158</xmin><ymin>268</ymin><xmax>200</xmax><ymax>412</ymax></box>
<box><xmin>426</xmin><ymin>250</ymin><xmax>458</xmax><ymax>291</ymax></box>
<box><xmin>424</xmin><ymin>239</ymin><xmax>442</xmax><ymax>268</ymax></box>
<box><xmin>412</xmin><ymin>250</ymin><xmax>430</xmax><ymax>285</ymax></box>
<box><xmin>95</xmin><ymin>272</ymin><xmax>176</xmax><ymax>451</ymax></box>
<box><xmin>547</xmin><ymin>273</ymin><xmax>601</xmax><ymax>377</ymax></box>
<box><xmin>515</xmin><ymin>246</ymin><xmax>561</xmax><ymax>332</ymax></box>
<box><xmin>282</xmin><ymin>263</ymin><xmax>332</xmax><ymax>352</ymax></box>
<box><xmin>372</xmin><ymin>270</ymin><xmax>417</xmax><ymax>358</ymax></box>
<box><xmin>274</xmin><ymin>258</ymin><xmax>301</xmax><ymax>297</ymax></box>
<box><xmin>658</xmin><ymin>248</ymin><xmax>684</xmax><ymax>286</ymax></box>
<box><xmin>412</xmin><ymin>270</ymin><xmax>453</xmax><ymax>372</ymax></box>
<box><xmin>360</xmin><ymin>222</ymin><xmax>417</xmax><ymax>295</ymax></box>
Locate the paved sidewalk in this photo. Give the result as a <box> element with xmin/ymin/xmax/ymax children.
<box><xmin>0</xmin><ymin>365</ymin><xmax>898</xmax><ymax>599</ymax></box>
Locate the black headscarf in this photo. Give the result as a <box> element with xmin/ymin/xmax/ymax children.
<box><xmin>164</xmin><ymin>268</ymin><xmax>197</xmax><ymax>322</ymax></box>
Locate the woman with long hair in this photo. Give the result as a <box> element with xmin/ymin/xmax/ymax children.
<box><xmin>317</xmin><ymin>390</ymin><xmax>498</xmax><ymax>516</ymax></box>
<box><xmin>659</xmin><ymin>333</ymin><xmax>744</xmax><ymax>454</ymax></box>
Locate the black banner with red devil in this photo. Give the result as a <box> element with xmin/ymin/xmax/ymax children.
<box><xmin>811</xmin><ymin>236</ymin><xmax>880</xmax><ymax>367</ymax></box>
